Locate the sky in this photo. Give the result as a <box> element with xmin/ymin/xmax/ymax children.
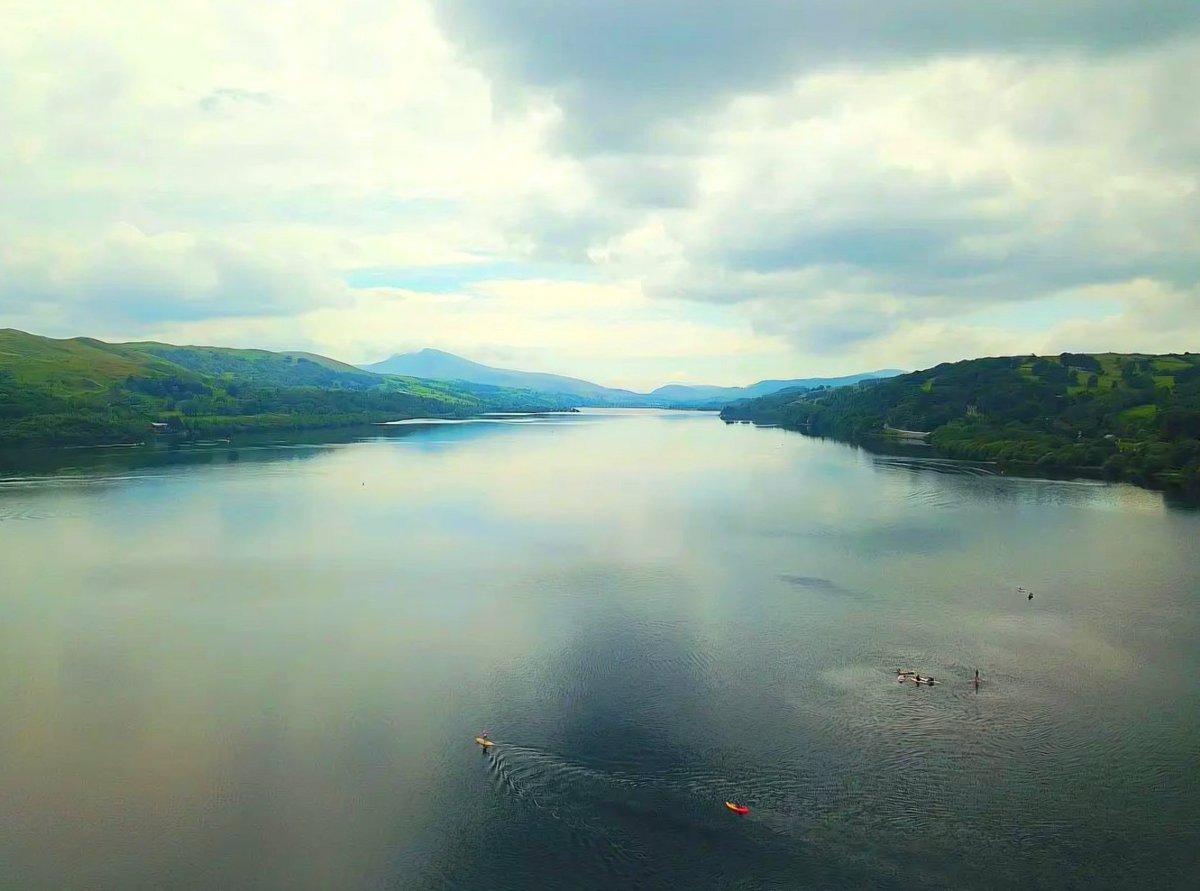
<box><xmin>1</xmin><ymin>1</ymin><xmax>1198</xmax><ymax>390</ymax></box>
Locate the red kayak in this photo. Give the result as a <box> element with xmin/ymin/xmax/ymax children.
<box><xmin>725</xmin><ymin>802</ymin><xmax>750</xmax><ymax>815</ymax></box>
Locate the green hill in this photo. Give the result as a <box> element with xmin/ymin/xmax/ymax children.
<box><xmin>126</xmin><ymin>342</ymin><xmax>387</xmax><ymax>390</ymax></box>
<box><xmin>0</xmin><ymin>330</ymin><xmax>196</xmax><ymax>392</ymax></box>
<box><xmin>720</xmin><ymin>352</ymin><xmax>1200</xmax><ymax>495</ymax></box>
<box><xmin>0</xmin><ymin>329</ymin><xmax>578</xmax><ymax>447</ymax></box>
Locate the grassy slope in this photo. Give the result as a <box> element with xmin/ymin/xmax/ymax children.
<box><xmin>126</xmin><ymin>342</ymin><xmax>382</xmax><ymax>388</ymax></box>
<box><xmin>720</xmin><ymin>352</ymin><xmax>1200</xmax><ymax>494</ymax></box>
<box><xmin>0</xmin><ymin>330</ymin><xmax>197</xmax><ymax>392</ymax></box>
<box><xmin>0</xmin><ymin>329</ymin><xmax>577</xmax><ymax>447</ymax></box>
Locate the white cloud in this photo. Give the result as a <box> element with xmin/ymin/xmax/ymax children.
<box><xmin>0</xmin><ymin>224</ymin><xmax>346</xmax><ymax>327</ymax></box>
<box><xmin>1047</xmin><ymin>279</ymin><xmax>1200</xmax><ymax>354</ymax></box>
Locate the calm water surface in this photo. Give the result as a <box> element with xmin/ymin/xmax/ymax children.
<box><xmin>2</xmin><ymin>410</ymin><xmax>1198</xmax><ymax>890</ymax></box>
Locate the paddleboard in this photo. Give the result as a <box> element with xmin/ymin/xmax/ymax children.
<box><xmin>475</xmin><ymin>737</ymin><xmax>495</xmax><ymax>748</ymax></box>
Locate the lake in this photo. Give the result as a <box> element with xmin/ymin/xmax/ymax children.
<box><xmin>2</xmin><ymin>409</ymin><xmax>1197</xmax><ymax>890</ymax></box>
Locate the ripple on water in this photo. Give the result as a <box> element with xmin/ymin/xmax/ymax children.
<box><xmin>478</xmin><ymin>744</ymin><xmax>712</xmax><ymax>883</ymax></box>
<box><xmin>0</xmin><ymin>502</ymin><xmax>69</xmax><ymax>522</ymax></box>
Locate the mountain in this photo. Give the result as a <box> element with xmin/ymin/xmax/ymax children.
<box><xmin>650</xmin><ymin>370</ymin><xmax>904</xmax><ymax>405</ymax></box>
<box><xmin>362</xmin><ymin>349</ymin><xmax>649</xmax><ymax>404</ymax></box>
<box><xmin>363</xmin><ymin>349</ymin><xmax>902</xmax><ymax>406</ymax></box>
<box><xmin>720</xmin><ymin>352</ymin><xmax>1200</xmax><ymax>496</ymax></box>
<box><xmin>0</xmin><ymin>329</ymin><xmax>578</xmax><ymax>447</ymax></box>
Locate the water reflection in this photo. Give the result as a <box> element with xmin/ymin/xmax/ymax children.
<box><xmin>2</xmin><ymin>411</ymin><xmax>1198</xmax><ymax>889</ymax></box>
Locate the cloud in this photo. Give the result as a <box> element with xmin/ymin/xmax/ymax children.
<box><xmin>434</xmin><ymin>0</ymin><xmax>1200</xmax><ymax>150</ymax></box>
<box><xmin>0</xmin><ymin>1</ymin><xmax>572</xmax><ymax>326</ymax></box>
<box><xmin>0</xmin><ymin>224</ymin><xmax>347</xmax><ymax>329</ymax></box>
<box><xmin>0</xmin><ymin>0</ymin><xmax>565</xmax><ymax>226</ymax></box>
<box><xmin>540</xmin><ymin>45</ymin><xmax>1200</xmax><ymax>359</ymax></box>
<box><xmin>196</xmin><ymin>88</ymin><xmax>274</xmax><ymax>114</ymax></box>
<box><xmin>808</xmin><ymin>279</ymin><xmax>1200</xmax><ymax>373</ymax></box>
<box><xmin>1047</xmin><ymin>279</ymin><xmax>1200</xmax><ymax>353</ymax></box>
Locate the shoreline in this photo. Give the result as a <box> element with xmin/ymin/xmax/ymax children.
<box><xmin>0</xmin><ymin>409</ymin><xmax>587</xmax><ymax>456</ymax></box>
<box><xmin>749</xmin><ymin>422</ymin><xmax>1200</xmax><ymax>504</ymax></box>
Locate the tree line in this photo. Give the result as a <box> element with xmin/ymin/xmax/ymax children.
<box><xmin>720</xmin><ymin>353</ymin><xmax>1200</xmax><ymax>496</ymax></box>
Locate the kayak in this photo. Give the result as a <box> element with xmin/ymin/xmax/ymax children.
<box><xmin>725</xmin><ymin>802</ymin><xmax>749</xmax><ymax>815</ymax></box>
<box><xmin>475</xmin><ymin>737</ymin><xmax>495</xmax><ymax>748</ymax></box>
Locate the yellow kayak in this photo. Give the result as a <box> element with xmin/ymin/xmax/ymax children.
<box><xmin>475</xmin><ymin>737</ymin><xmax>495</xmax><ymax>748</ymax></box>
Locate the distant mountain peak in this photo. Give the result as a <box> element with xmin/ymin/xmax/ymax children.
<box><xmin>361</xmin><ymin>349</ymin><xmax>643</xmax><ymax>403</ymax></box>
<box><xmin>361</xmin><ymin>348</ymin><xmax>903</xmax><ymax>407</ymax></box>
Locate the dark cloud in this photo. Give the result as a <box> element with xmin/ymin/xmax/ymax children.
<box><xmin>700</xmin><ymin>216</ymin><xmax>1197</xmax><ymax>303</ymax></box>
<box><xmin>585</xmin><ymin>156</ymin><xmax>699</xmax><ymax>210</ymax></box>
<box><xmin>437</xmin><ymin>0</ymin><xmax>1200</xmax><ymax>149</ymax></box>
<box><xmin>501</xmin><ymin>198</ymin><xmax>631</xmax><ymax>263</ymax></box>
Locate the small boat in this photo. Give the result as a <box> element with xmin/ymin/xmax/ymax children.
<box><xmin>475</xmin><ymin>737</ymin><xmax>495</xmax><ymax>748</ymax></box>
<box><xmin>725</xmin><ymin>802</ymin><xmax>750</xmax><ymax>815</ymax></box>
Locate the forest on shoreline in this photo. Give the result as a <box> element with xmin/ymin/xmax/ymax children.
<box><xmin>721</xmin><ymin>352</ymin><xmax>1200</xmax><ymax>497</ymax></box>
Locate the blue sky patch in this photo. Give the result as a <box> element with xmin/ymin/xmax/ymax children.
<box><xmin>343</xmin><ymin>262</ymin><xmax>598</xmax><ymax>293</ymax></box>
